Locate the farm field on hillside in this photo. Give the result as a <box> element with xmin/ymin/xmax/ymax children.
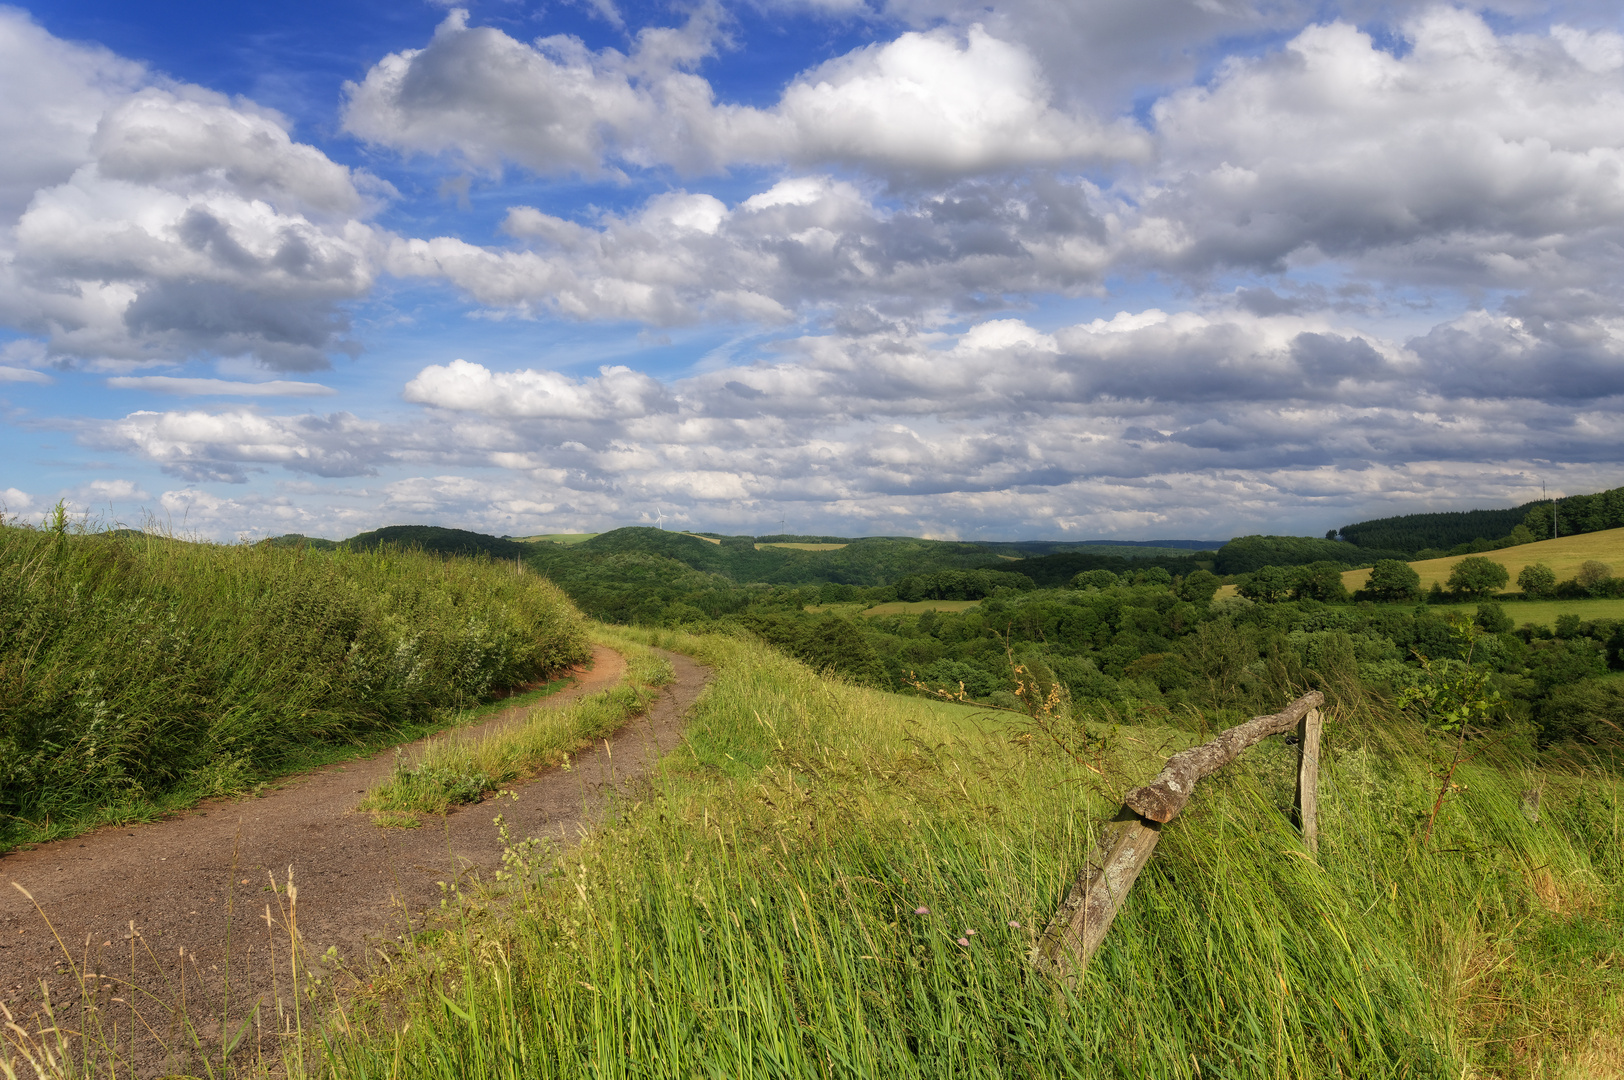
<box><xmin>1341</xmin><ymin>525</ymin><xmax>1624</xmax><ymax>594</ymax></box>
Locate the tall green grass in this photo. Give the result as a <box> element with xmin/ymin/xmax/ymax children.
<box><xmin>0</xmin><ymin>525</ymin><xmax>590</xmax><ymax>849</ymax></box>
<box><xmin>314</xmin><ymin>630</ymin><xmax>1621</xmax><ymax>1078</ymax></box>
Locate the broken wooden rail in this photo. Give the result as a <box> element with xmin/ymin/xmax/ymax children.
<box><xmin>1031</xmin><ymin>691</ymin><xmax>1324</xmax><ymax>982</ymax></box>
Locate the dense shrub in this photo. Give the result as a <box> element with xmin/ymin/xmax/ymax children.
<box><xmin>0</xmin><ymin>526</ymin><xmax>589</xmax><ymax>840</ymax></box>
<box><xmin>1517</xmin><ymin>563</ymin><xmax>1557</xmax><ymax>598</ymax></box>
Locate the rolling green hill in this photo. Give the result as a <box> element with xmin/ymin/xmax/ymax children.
<box><xmin>341</xmin><ymin>525</ymin><xmax>530</xmax><ymax>560</ymax></box>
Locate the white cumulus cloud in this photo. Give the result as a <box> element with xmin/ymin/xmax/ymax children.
<box><xmin>342</xmin><ymin>9</ymin><xmax>1145</xmax><ymax>180</ymax></box>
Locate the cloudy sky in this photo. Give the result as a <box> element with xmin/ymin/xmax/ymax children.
<box><xmin>2</xmin><ymin>0</ymin><xmax>1621</xmax><ymax>542</ymax></box>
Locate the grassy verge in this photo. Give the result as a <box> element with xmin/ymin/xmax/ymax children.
<box><xmin>360</xmin><ymin>631</ymin><xmax>673</xmax><ymax>818</ymax></box>
<box><xmin>309</xmin><ymin>629</ymin><xmax>1621</xmax><ymax>1079</ymax></box>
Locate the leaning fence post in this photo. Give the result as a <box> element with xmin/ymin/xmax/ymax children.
<box><xmin>1030</xmin><ymin>808</ymin><xmax>1161</xmax><ymax>984</ymax></box>
<box><xmin>1034</xmin><ymin>691</ymin><xmax>1324</xmax><ymax>983</ymax></box>
<box><xmin>1293</xmin><ymin>707</ymin><xmax>1323</xmax><ymax>854</ymax></box>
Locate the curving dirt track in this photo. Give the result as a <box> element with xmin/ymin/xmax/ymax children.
<box><xmin>0</xmin><ymin>645</ymin><xmax>709</xmax><ymax>1074</ymax></box>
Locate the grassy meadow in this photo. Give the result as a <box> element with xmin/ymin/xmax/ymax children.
<box><xmin>293</xmin><ymin>631</ymin><xmax>1622</xmax><ymax>1079</ymax></box>
<box><xmin>0</xmin><ymin>523</ymin><xmax>591</xmax><ymax>850</ymax></box>
<box><xmin>756</xmin><ymin>542</ymin><xmax>850</xmax><ymax>551</ymax></box>
<box><xmin>859</xmin><ymin>598</ymin><xmax>984</xmax><ymax>616</ymax></box>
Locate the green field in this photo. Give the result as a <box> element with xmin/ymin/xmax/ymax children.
<box><xmin>515</xmin><ymin>533</ymin><xmax>600</xmax><ymax>545</ymax></box>
<box><xmin>1426</xmin><ymin>596</ymin><xmax>1624</xmax><ymax>627</ymax></box>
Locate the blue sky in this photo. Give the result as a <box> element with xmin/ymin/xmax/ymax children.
<box><xmin>1</xmin><ymin>0</ymin><xmax>1621</xmax><ymax>542</ymax></box>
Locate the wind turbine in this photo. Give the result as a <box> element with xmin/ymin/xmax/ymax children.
<box><xmin>654</xmin><ymin>508</ymin><xmax>666</xmax><ymax>530</ymax></box>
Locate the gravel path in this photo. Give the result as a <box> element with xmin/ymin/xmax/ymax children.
<box><xmin>0</xmin><ymin>644</ymin><xmax>710</xmax><ymax>1074</ymax></box>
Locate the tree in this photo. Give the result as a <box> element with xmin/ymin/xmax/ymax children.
<box><xmin>1178</xmin><ymin>569</ymin><xmax>1221</xmax><ymax>604</ymax></box>
<box><xmin>1516</xmin><ymin>563</ymin><xmax>1556</xmax><ymax>599</ymax></box>
<box><xmin>1365</xmin><ymin>559</ymin><xmax>1422</xmax><ymax>602</ymax></box>
<box><xmin>1397</xmin><ymin>616</ymin><xmax>1505</xmax><ymax>845</ymax></box>
<box><xmin>1503</xmin><ymin>524</ymin><xmax>1536</xmax><ymax>547</ymax></box>
<box><xmin>1446</xmin><ymin>555</ymin><xmax>1509</xmax><ymax>599</ymax></box>
<box><xmin>1291</xmin><ymin>561</ymin><xmax>1350</xmax><ymax>603</ymax></box>
<box><xmin>1575</xmin><ymin>560</ymin><xmax>1614</xmax><ymax>596</ymax></box>
<box><xmin>1237</xmin><ymin>565</ymin><xmax>1291</xmax><ymax>603</ymax></box>
<box><xmin>1070</xmin><ymin>569</ymin><xmax>1119</xmax><ymax>590</ymax></box>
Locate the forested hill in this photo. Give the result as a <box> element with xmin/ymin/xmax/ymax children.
<box><xmin>1339</xmin><ymin>504</ymin><xmax>1543</xmax><ymax>553</ymax></box>
<box><xmin>341</xmin><ymin>525</ymin><xmax>529</xmax><ymax>560</ymax></box>
<box><xmin>1339</xmin><ymin>482</ymin><xmax>1624</xmax><ymax>555</ymax></box>
<box><xmin>544</xmin><ymin>529</ymin><xmax>1214</xmax><ymax>589</ymax></box>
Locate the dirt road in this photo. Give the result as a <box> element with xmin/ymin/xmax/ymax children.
<box><xmin>0</xmin><ymin>645</ymin><xmax>709</xmax><ymax>1073</ymax></box>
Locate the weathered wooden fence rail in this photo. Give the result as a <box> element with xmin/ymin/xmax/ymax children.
<box><xmin>1032</xmin><ymin>691</ymin><xmax>1325</xmax><ymax>982</ymax></box>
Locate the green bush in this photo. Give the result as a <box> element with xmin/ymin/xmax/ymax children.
<box><xmin>0</xmin><ymin>526</ymin><xmax>590</xmax><ymax>845</ymax></box>
<box><xmin>1474</xmin><ymin>601</ymin><xmax>1513</xmax><ymax>635</ymax></box>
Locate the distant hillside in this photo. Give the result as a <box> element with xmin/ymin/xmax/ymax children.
<box><xmin>1212</xmin><ymin>534</ymin><xmax>1409</xmax><ymax>575</ymax></box>
<box><xmin>999</xmin><ymin>550</ymin><xmax>1206</xmax><ymax>588</ymax></box>
<box><xmin>342</xmin><ymin>525</ymin><xmax>528</xmax><ymax>560</ymax></box>
<box><xmin>259</xmin><ymin>533</ymin><xmax>339</xmax><ymax>550</ymax></box>
<box><xmin>295</xmin><ymin>524</ymin><xmax>1219</xmax><ymax>613</ymax></box>
<box><xmin>568</xmin><ymin>528</ymin><xmax>1015</xmax><ymax>585</ymax></box>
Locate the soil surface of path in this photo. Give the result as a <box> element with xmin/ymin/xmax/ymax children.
<box><xmin>0</xmin><ymin>645</ymin><xmax>709</xmax><ymax>1074</ymax></box>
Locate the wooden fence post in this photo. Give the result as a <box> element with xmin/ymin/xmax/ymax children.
<box><xmin>1033</xmin><ymin>692</ymin><xmax>1325</xmax><ymax>983</ymax></box>
<box><xmin>1030</xmin><ymin>808</ymin><xmax>1161</xmax><ymax>984</ymax></box>
<box><xmin>1293</xmin><ymin>707</ymin><xmax>1323</xmax><ymax>854</ymax></box>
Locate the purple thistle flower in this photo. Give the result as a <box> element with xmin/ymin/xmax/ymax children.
<box><xmin>914</xmin><ymin>906</ymin><xmax>929</xmax><ymax>915</ymax></box>
<box><xmin>956</xmin><ymin>937</ymin><xmax>970</xmax><ymax>947</ymax></box>
<box><xmin>964</xmin><ymin>929</ymin><xmax>976</xmax><ymax>937</ymax></box>
<box><xmin>1008</xmin><ymin>920</ymin><xmax>1021</xmax><ymax>929</ymax></box>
